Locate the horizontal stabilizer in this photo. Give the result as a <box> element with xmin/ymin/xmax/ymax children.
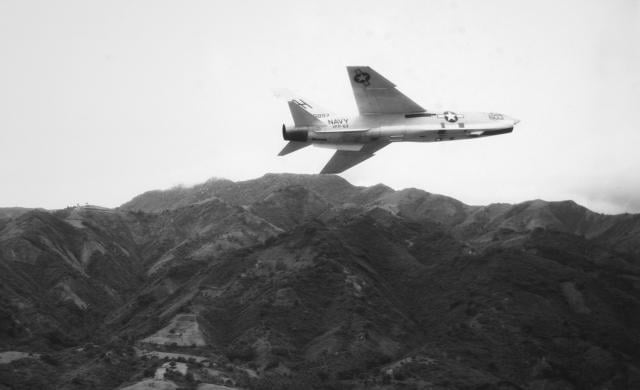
<box><xmin>278</xmin><ymin>141</ymin><xmax>310</xmax><ymax>156</ymax></box>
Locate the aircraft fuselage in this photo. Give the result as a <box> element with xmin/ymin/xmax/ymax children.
<box><xmin>286</xmin><ymin>111</ymin><xmax>517</xmax><ymax>146</ymax></box>
<box><xmin>278</xmin><ymin>66</ymin><xmax>518</xmax><ymax>173</ymax></box>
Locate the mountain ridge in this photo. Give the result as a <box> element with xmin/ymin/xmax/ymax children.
<box><xmin>119</xmin><ymin>173</ymin><xmax>640</xmax><ymax>255</ymax></box>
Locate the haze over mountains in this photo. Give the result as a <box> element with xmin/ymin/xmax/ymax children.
<box><xmin>1</xmin><ymin>173</ymin><xmax>640</xmax><ymax>389</ymax></box>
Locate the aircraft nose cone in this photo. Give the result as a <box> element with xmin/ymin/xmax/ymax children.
<box><xmin>505</xmin><ymin>115</ymin><xmax>520</xmax><ymax>125</ymax></box>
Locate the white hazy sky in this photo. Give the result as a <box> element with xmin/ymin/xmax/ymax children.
<box><xmin>1</xmin><ymin>0</ymin><xmax>639</xmax><ymax>214</ymax></box>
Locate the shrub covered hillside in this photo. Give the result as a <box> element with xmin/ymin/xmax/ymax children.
<box><xmin>1</xmin><ymin>173</ymin><xmax>640</xmax><ymax>389</ymax></box>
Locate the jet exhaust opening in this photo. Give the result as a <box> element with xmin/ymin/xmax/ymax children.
<box><xmin>282</xmin><ymin>124</ymin><xmax>309</xmax><ymax>142</ymax></box>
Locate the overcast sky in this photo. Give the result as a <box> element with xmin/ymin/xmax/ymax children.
<box><xmin>1</xmin><ymin>0</ymin><xmax>638</xmax><ymax>214</ymax></box>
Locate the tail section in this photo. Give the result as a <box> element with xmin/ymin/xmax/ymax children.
<box><xmin>275</xmin><ymin>89</ymin><xmax>332</xmax><ymax>157</ymax></box>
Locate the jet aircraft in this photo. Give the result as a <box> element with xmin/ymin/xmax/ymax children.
<box><xmin>278</xmin><ymin>66</ymin><xmax>518</xmax><ymax>174</ymax></box>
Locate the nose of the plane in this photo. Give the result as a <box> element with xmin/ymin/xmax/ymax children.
<box><xmin>505</xmin><ymin>115</ymin><xmax>520</xmax><ymax>125</ymax></box>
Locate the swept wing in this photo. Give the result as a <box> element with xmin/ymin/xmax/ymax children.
<box><xmin>347</xmin><ymin>66</ymin><xmax>425</xmax><ymax>115</ymax></box>
<box><xmin>320</xmin><ymin>141</ymin><xmax>390</xmax><ymax>174</ymax></box>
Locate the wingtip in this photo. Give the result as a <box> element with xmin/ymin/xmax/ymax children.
<box><xmin>319</xmin><ymin>166</ymin><xmax>344</xmax><ymax>175</ymax></box>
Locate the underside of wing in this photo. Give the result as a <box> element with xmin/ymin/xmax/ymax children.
<box><xmin>320</xmin><ymin>142</ymin><xmax>390</xmax><ymax>174</ymax></box>
<box><xmin>347</xmin><ymin>66</ymin><xmax>425</xmax><ymax>115</ymax></box>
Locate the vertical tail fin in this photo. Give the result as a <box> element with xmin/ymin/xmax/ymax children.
<box><xmin>288</xmin><ymin>101</ymin><xmax>326</xmax><ymax>127</ymax></box>
<box><xmin>274</xmin><ymin>88</ymin><xmax>335</xmax><ymax>122</ymax></box>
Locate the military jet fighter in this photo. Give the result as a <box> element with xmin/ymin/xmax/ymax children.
<box><xmin>278</xmin><ymin>66</ymin><xmax>518</xmax><ymax>174</ymax></box>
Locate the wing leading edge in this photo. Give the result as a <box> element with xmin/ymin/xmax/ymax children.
<box><xmin>347</xmin><ymin>66</ymin><xmax>425</xmax><ymax>115</ymax></box>
<box><xmin>320</xmin><ymin>141</ymin><xmax>390</xmax><ymax>174</ymax></box>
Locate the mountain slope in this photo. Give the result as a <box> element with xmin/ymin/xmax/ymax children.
<box><xmin>1</xmin><ymin>173</ymin><xmax>640</xmax><ymax>389</ymax></box>
<box><xmin>0</xmin><ymin>207</ymin><xmax>143</xmax><ymax>349</ymax></box>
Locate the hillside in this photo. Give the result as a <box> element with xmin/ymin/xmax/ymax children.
<box><xmin>1</xmin><ymin>174</ymin><xmax>640</xmax><ymax>389</ymax></box>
